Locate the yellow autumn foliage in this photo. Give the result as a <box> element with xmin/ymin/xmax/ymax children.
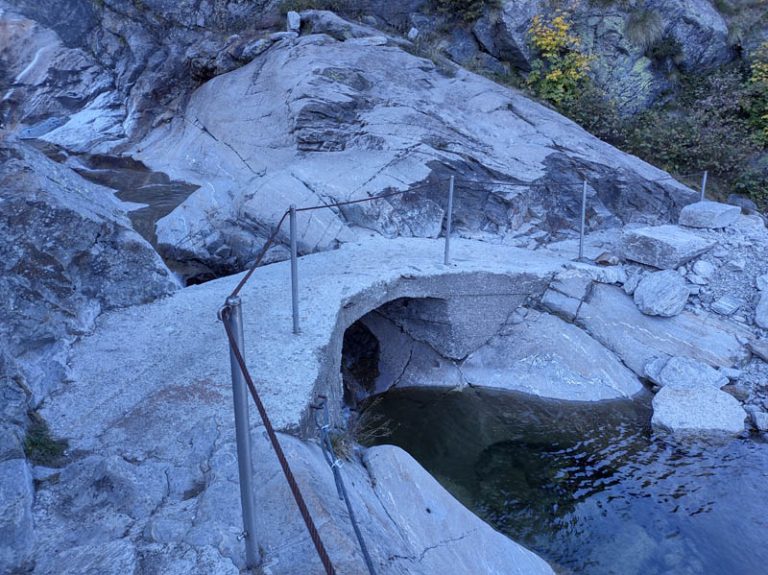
<box><xmin>527</xmin><ymin>12</ymin><xmax>592</xmax><ymax>106</ymax></box>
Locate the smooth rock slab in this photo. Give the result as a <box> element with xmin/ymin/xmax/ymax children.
<box><xmin>577</xmin><ymin>284</ymin><xmax>751</xmax><ymax>375</ymax></box>
<box><xmin>679</xmin><ymin>201</ymin><xmax>741</xmax><ymax>229</ymax></box>
<box><xmin>652</xmin><ymin>385</ymin><xmax>746</xmax><ymax>434</ymax></box>
<box><xmin>633</xmin><ymin>270</ymin><xmax>689</xmax><ymax>317</ymax></box>
<box><xmin>621</xmin><ymin>225</ymin><xmax>715</xmax><ymax>269</ymax></box>
<box><xmin>249</xmin><ymin>433</ymin><xmax>555</xmax><ymax>575</ymax></box>
<box><xmin>657</xmin><ymin>356</ymin><xmax>728</xmax><ymax>389</ymax></box>
<box><xmin>463</xmin><ymin>312</ymin><xmax>643</xmax><ymax>401</ymax></box>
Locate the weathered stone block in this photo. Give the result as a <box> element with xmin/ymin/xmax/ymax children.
<box><xmin>657</xmin><ymin>356</ymin><xmax>728</xmax><ymax>389</ymax></box>
<box><xmin>756</xmin><ymin>293</ymin><xmax>768</xmax><ymax>329</ymax></box>
<box><xmin>0</xmin><ymin>459</ymin><xmax>34</xmax><ymax>573</ymax></box>
<box><xmin>652</xmin><ymin>385</ymin><xmax>746</xmax><ymax>434</ymax></box>
<box><xmin>679</xmin><ymin>201</ymin><xmax>740</xmax><ymax>229</ymax></box>
<box><xmin>620</xmin><ymin>225</ymin><xmax>715</xmax><ymax>269</ymax></box>
<box><xmin>633</xmin><ymin>270</ymin><xmax>689</xmax><ymax>317</ymax></box>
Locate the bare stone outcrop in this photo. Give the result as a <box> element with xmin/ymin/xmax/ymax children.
<box><xmin>0</xmin><ymin>141</ymin><xmax>178</xmax><ymax>405</ymax></box>
<box><xmin>0</xmin><ymin>141</ymin><xmax>177</xmax><ymax>574</ymax></box>
<box><xmin>655</xmin><ymin>356</ymin><xmax>729</xmax><ymax>389</ymax></box>
<box><xmin>132</xmin><ymin>29</ymin><xmax>695</xmax><ymax>275</ymax></box>
<box><xmin>576</xmin><ymin>284</ymin><xmax>750</xmax><ymax>375</ymax></box>
<box><xmin>756</xmin><ymin>293</ymin><xmax>768</xmax><ymax>329</ymax></box>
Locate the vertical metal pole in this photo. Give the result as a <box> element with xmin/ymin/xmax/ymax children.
<box><xmin>700</xmin><ymin>170</ymin><xmax>708</xmax><ymax>202</ymax></box>
<box><xmin>223</xmin><ymin>296</ymin><xmax>260</xmax><ymax>568</ymax></box>
<box><xmin>290</xmin><ymin>205</ymin><xmax>300</xmax><ymax>335</ymax></box>
<box><xmin>579</xmin><ymin>179</ymin><xmax>587</xmax><ymax>261</ymax></box>
<box><xmin>444</xmin><ymin>175</ymin><xmax>455</xmax><ymax>266</ymax></box>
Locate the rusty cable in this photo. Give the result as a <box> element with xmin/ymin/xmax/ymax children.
<box><xmin>221</xmin><ymin>312</ymin><xmax>336</xmax><ymax>575</ymax></box>
<box><xmin>230</xmin><ymin>210</ymin><xmax>289</xmax><ymax>299</ymax></box>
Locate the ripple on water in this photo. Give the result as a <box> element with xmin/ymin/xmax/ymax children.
<box><xmin>364</xmin><ymin>387</ymin><xmax>768</xmax><ymax>575</ymax></box>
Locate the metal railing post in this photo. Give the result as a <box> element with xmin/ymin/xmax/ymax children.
<box><xmin>444</xmin><ymin>175</ymin><xmax>455</xmax><ymax>265</ymax></box>
<box><xmin>579</xmin><ymin>179</ymin><xmax>587</xmax><ymax>261</ymax></box>
<box><xmin>290</xmin><ymin>205</ymin><xmax>301</xmax><ymax>334</ymax></box>
<box><xmin>700</xmin><ymin>170</ymin><xmax>708</xmax><ymax>202</ymax></box>
<box><xmin>222</xmin><ymin>296</ymin><xmax>260</xmax><ymax>568</ymax></box>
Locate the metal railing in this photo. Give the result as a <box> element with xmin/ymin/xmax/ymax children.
<box><xmin>216</xmin><ymin>167</ymin><xmax>709</xmax><ymax>572</ymax></box>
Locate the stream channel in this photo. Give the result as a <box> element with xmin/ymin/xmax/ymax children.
<box><xmin>364</xmin><ymin>387</ymin><xmax>768</xmax><ymax>575</ymax></box>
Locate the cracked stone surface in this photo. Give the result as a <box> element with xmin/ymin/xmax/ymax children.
<box><xmin>33</xmin><ymin>237</ymin><xmax>563</xmax><ymax>574</ymax></box>
<box><xmin>132</xmin><ymin>28</ymin><xmax>695</xmax><ymax>274</ymax></box>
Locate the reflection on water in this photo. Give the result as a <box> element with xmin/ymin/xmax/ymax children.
<box><xmin>364</xmin><ymin>387</ymin><xmax>768</xmax><ymax>575</ymax></box>
<box><xmin>71</xmin><ymin>154</ymin><xmax>198</xmax><ymax>248</ymax></box>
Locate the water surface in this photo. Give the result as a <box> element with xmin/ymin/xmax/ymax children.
<box><xmin>364</xmin><ymin>387</ymin><xmax>768</xmax><ymax>575</ymax></box>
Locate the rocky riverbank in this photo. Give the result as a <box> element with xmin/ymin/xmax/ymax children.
<box><xmin>2</xmin><ymin>3</ymin><xmax>768</xmax><ymax>574</ymax></box>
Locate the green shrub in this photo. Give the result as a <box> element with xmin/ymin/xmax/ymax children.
<box><xmin>746</xmin><ymin>42</ymin><xmax>768</xmax><ymax>144</ymax></box>
<box><xmin>646</xmin><ymin>35</ymin><xmax>684</xmax><ymax>64</ymax></box>
<box><xmin>279</xmin><ymin>0</ymin><xmax>354</xmax><ymax>14</ymax></box>
<box><xmin>432</xmin><ymin>0</ymin><xmax>497</xmax><ymax>22</ymax></box>
<box><xmin>24</xmin><ymin>412</ymin><xmax>68</xmax><ymax>467</ymax></box>
<box><xmin>733</xmin><ymin>158</ymin><xmax>768</xmax><ymax>207</ymax></box>
<box><xmin>560</xmin><ymin>82</ymin><xmax>625</xmax><ymax>146</ymax></box>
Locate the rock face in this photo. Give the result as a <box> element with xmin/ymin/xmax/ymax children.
<box><xmin>652</xmin><ymin>385</ymin><xmax>746</xmax><ymax>434</ymax></box>
<box><xmin>251</xmin><ymin>437</ymin><xmax>555</xmax><ymax>575</ymax></box>
<box><xmin>0</xmin><ymin>141</ymin><xmax>177</xmax><ymax>573</ymax></box>
<box><xmin>1</xmin><ymin>0</ymin><xmax>277</xmax><ymax>148</ymax></box>
<box><xmin>679</xmin><ymin>201</ymin><xmax>741</xmax><ymax>229</ymax></box>
<box><xmin>473</xmin><ymin>0</ymin><xmax>542</xmax><ymax>70</ymax></box>
<box><xmin>577</xmin><ymin>284</ymin><xmax>751</xmax><ymax>375</ymax></box>
<box><xmin>462</xmin><ymin>311</ymin><xmax>644</xmax><ymax>400</ymax></box>
<box><xmin>633</xmin><ymin>270</ymin><xmax>689</xmax><ymax>317</ymax></box>
<box><xmin>131</xmin><ymin>25</ymin><xmax>695</xmax><ymax>275</ymax></box>
<box><xmin>0</xmin><ymin>142</ymin><xmax>178</xmax><ymax>405</ymax></box>
<box><xmin>621</xmin><ymin>225</ymin><xmax>715</xmax><ymax>269</ymax></box>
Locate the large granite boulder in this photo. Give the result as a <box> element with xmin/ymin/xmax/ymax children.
<box><xmin>756</xmin><ymin>293</ymin><xmax>768</xmax><ymax>329</ymax></box>
<box><xmin>472</xmin><ymin>0</ymin><xmax>543</xmax><ymax>70</ymax></box>
<box><xmin>655</xmin><ymin>356</ymin><xmax>729</xmax><ymax>389</ymax></box>
<box><xmin>679</xmin><ymin>201</ymin><xmax>741</xmax><ymax>229</ymax></box>
<box><xmin>133</xmin><ymin>27</ymin><xmax>695</xmax><ymax>274</ymax></box>
<box><xmin>576</xmin><ymin>284</ymin><xmax>751</xmax><ymax>376</ymax></box>
<box><xmin>0</xmin><ymin>459</ymin><xmax>34</xmax><ymax>573</ymax></box>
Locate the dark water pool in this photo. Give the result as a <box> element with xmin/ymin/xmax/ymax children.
<box><xmin>363</xmin><ymin>387</ymin><xmax>768</xmax><ymax>575</ymax></box>
<box><xmin>71</xmin><ymin>154</ymin><xmax>199</xmax><ymax>248</ymax></box>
